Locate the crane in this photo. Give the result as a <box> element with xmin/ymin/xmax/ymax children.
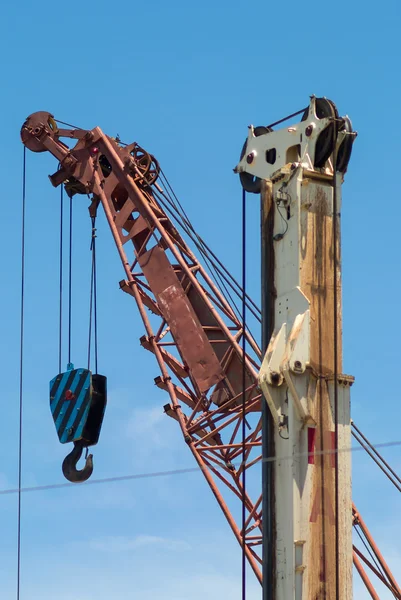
<box><xmin>20</xmin><ymin>101</ymin><xmax>401</xmax><ymax>599</ymax></box>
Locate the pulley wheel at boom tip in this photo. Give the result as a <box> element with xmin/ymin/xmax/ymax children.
<box><xmin>336</xmin><ymin>116</ymin><xmax>354</xmax><ymax>174</ymax></box>
<box><xmin>302</xmin><ymin>97</ymin><xmax>339</xmax><ymax>168</ymax></box>
<box><xmin>239</xmin><ymin>126</ymin><xmax>272</xmax><ymax>194</ymax></box>
<box><xmin>130</xmin><ymin>144</ymin><xmax>160</xmax><ymax>187</ymax></box>
<box><xmin>20</xmin><ymin>111</ymin><xmax>59</xmax><ymax>153</ymax></box>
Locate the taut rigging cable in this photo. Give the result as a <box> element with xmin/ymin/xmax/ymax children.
<box><xmin>58</xmin><ymin>186</ymin><xmax>64</xmax><ymax>373</ymax></box>
<box><xmin>87</xmin><ymin>215</ymin><xmax>99</xmax><ymax>373</ymax></box>
<box><xmin>351</xmin><ymin>421</ymin><xmax>401</xmax><ymax>493</ymax></box>
<box><xmin>68</xmin><ymin>196</ymin><xmax>73</xmax><ymax>365</ymax></box>
<box><xmin>333</xmin><ymin>143</ymin><xmax>340</xmax><ymax>600</ymax></box>
<box><xmin>17</xmin><ymin>146</ymin><xmax>27</xmax><ymax>600</ymax></box>
<box><xmin>153</xmin><ymin>175</ymin><xmax>261</xmax><ymax>325</ymax></box>
<box><xmin>241</xmin><ymin>187</ymin><xmax>247</xmax><ymax>600</ymax></box>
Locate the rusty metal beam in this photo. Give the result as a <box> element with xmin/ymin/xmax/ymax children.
<box><xmin>353</xmin><ymin>504</ymin><xmax>401</xmax><ymax>598</ymax></box>
<box><xmin>353</xmin><ymin>551</ymin><xmax>380</xmax><ymax>600</ymax></box>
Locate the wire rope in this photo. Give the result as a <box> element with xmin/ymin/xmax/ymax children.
<box><xmin>241</xmin><ymin>187</ymin><xmax>247</xmax><ymax>600</ymax></box>
<box><xmin>17</xmin><ymin>146</ymin><xmax>27</xmax><ymax>600</ymax></box>
<box><xmin>68</xmin><ymin>197</ymin><xmax>73</xmax><ymax>365</ymax></box>
<box><xmin>1</xmin><ymin>438</ymin><xmax>401</xmax><ymax>498</ymax></box>
<box><xmin>58</xmin><ymin>186</ymin><xmax>64</xmax><ymax>373</ymax></box>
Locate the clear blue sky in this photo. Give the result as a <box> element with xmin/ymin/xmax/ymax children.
<box><xmin>0</xmin><ymin>1</ymin><xmax>400</xmax><ymax>598</ymax></box>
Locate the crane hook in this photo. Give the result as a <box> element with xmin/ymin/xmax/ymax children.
<box><xmin>62</xmin><ymin>441</ymin><xmax>93</xmax><ymax>483</ymax></box>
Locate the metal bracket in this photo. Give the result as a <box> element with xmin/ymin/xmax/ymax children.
<box><xmin>258</xmin><ymin>290</ymin><xmax>312</xmax><ymax>424</ymax></box>
<box><xmin>235</xmin><ymin>97</ymin><xmax>332</xmax><ymax>181</ymax></box>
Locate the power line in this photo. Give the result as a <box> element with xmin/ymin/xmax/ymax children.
<box><xmin>1</xmin><ymin>439</ymin><xmax>400</xmax><ymax>498</ymax></box>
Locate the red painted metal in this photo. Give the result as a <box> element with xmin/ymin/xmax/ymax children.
<box><xmin>20</xmin><ymin>113</ymin><xmax>263</xmax><ymax>582</ymax></box>
<box><xmin>353</xmin><ymin>504</ymin><xmax>401</xmax><ymax>599</ymax></box>
<box><xmin>353</xmin><ymin>551</ymin><xmax>380</xmax><ymax>600</ymax></box>
<box><xmin>20</xmin><ymin>112</ymin><xmax>401</xmax><ymax>594</ymax></box>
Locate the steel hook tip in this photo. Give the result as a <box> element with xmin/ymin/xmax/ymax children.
<box><xmin>62</xmin><ymin>441</ymin><xmax>93</xmax><ymax>483</ymax></box>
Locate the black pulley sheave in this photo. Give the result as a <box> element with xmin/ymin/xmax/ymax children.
<box><xmin>301</xmin><ymin>97</ymin><xmax>339</xmax><ymax>169</ymax></box>
<box><xmin>336</xmin><ymin>116</ymin><xmax>354</xmax><ymax>174</ymax></box>
<box><xmin>239</xmin><ymin>126</ymin><xmax>272</xmax><ymax>194</ymax></box>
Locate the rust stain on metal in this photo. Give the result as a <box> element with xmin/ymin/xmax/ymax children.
<box><xmin>301</xmin><ymin>182</ymin><xmax>342</xmax><ymax>376</ymax></box>
<box><xmin>299</xmin><ymin>180</ymin><xmax>342</xmax><ymax>598</ymax></box>
<box><xmin>307</xmin><ymin>379</ymin><xmax>337</xmax><ymax>599</ymax></box>
<box><xmin>139</xmin><ymin>245</ymin><xmax>224</xmax><ymax>392</ymax></box>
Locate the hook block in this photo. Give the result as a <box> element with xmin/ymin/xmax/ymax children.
<box><xmin>49</xmin><ymin>368</ymin><xmax>107</xmax><ymax>447</ymax></box>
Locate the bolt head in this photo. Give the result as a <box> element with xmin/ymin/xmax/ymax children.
<box><xmin>246</xmin><ymin>152</ymin><xmax>254</xmax><ymax>164</ymax></box>
<box><xmin>305</xmin><ymin>125</ymin><xmax>313</xmax><ymax>137</ymax></box>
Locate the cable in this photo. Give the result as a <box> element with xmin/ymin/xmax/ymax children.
<box><xmin>55</xmin><ymin>119</ymin><xmax>83</xmax><ymax>131</ymax></box>
<box><xmin>153</xmin><ymin>185</ymin><xmax>261</xmax><ymax>323</ymax></box>
<box><xmin>68</xmin><ymin>196</ymin><xmax>73</xmax><ymax>365</ymax></box>
<box><xmin>265</xmin><ymin>107</ymin><xmax>308</xmax><ymax>130</ymax></box>
<box><xmin>241</xmin><ymin>187</ymin><xmax>247</xmax><ymax>600</ymax></box>
<box><xmin>58</xmin><ymin>185</ymin><xmax>63</xmax><ymax>374</ymax></box>
<box><xmin>354</xmin><ymin>526</ymin><xmax>387</xmax><ymax>587</ymax></box>
<box><xmin>332</xmin><ymin>145</ymin><xmax>340</xmax><ymax>600</ymax></box>
<box><xmin>155</xmin><ymin>185</ymin><xmax>261</xmax><ymax>329</ymax></box>
<box><xmin>0</xmin><ymin>438</ymin><xmax>400</xmax><ymax>498</ymax></box>
<box><xmin>93</xmin><ymin>219</ymin><xmax>98</xmax><ymax>374</ymax></box>
<box><xmin>156</xmin><ymin>171</ymin><xmax>261</xmax><ymax>321</ymax></box>
<box><xmin>17</xmin><ymin>147</ymin><xmax>27</xmax><ymax>600</ymax></box>
<box><xmin>351</xmin><ymin>423</ymin><xmax>401</xmax><ymax>493</ymax></box>
<box><xmin>88</xmin><ymin>216</ymin><xmax>98</xmax><ymax>373</ymax></box>
<box><xmin>159</xmin><ymin>168</ymin><xmax>259</xmax><ymax>310</ymax></box>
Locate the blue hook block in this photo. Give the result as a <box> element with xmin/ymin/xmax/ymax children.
<box><xmin>49</xmin><ymin>367</ymin><xmax>107</xmax><ymax>446</ymax></box>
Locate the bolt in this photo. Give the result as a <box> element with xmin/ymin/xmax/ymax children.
<box><xmin>305</xmin><ymin>125</ymin><xmax>313</xmax><ymax>137</ymax></box>
<box><xmin>294</xmin><ymin>360</ymin><xmax>302</xmax><ymax>370</ymax></box>
<box><xmin>270</xmin><ymin>371</ymin><xmax>280</xmax><ymax>385</ymax></box>
<box><xmin>63</xmin><ymin>156</ymin><xmax>74</xmax><ymax>168</ymax></box>
<box><xmin>246</xmin><ymin>152</ymin><xmax>254</xmax><ymax>164</ymax></box>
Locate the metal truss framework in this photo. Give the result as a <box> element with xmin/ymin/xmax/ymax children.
<box><xmin>352</xmin><ymin>504</ymin><xmax>401</xmax><ymax>599</ymax></box>
<box><xmin>20</xmin><ymin>112</ymin><xmax>400</xmax><ymax>596</ymax></box>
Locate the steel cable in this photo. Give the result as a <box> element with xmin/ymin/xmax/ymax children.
<box><xmin>1</xmin><ymin>439</ymin><xmax>401</xmax><ymax>498</ymax></box>
<box><xmin>87</xmin><ymin>216</ymin><xmax>99</xmax><ymax>373</ymax></box>
<box><xmin>58</xmin><ymin>186</ymin><xmax>64</xmax><ymax>373</ymax></box>
<box><xmin>68</xmin><ymin>197</ymin><xmax>73</xmax><ymax>365</ymax></box>
<box><xmin>17</xmin><ymin>147</ymin><xmax>27</xmax><ymax>600</ymax></box>
<box><xmin>351</xmin><ymin>422</ymin><xmax>401</xmax><ymax>493</ymax></box>
<box><xmin>333</xmin><ymin>144</ymin><xmax>340</xmax><ymax>600</ymax></box>
<box><xmin>241</xmin><ymin>187</ymin><xmax>247</xmax><ymax>600</ymax></box>
<box><xmin>159</xmin><ymin>170</ymin><xmax>261</xmax><ymax>313</ymax></box>
<box><xmin>153</xmin><ymin>184</ymin><xmax>260</xmax><ymax>321</ymax></box>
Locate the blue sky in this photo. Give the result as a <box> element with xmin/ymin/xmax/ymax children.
<box><xmin>0</xmin><ymin>0</ymin><xmax>400</xmax><ymax>598</ymax></box>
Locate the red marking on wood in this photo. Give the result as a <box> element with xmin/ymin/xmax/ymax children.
<box><xmin>323</xmin><ymin>430</ymin><xmax>336</xmax><ymax>468</ymax></box>
<box><xmin>308</xmin><ymin>427</ymin><xmax>316</xmax><ymax>464</ymax></box>
<box><xmin>309</xmin><ymin>486</ymin><xmax>335</xmax><ymax>526</ymax></box>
